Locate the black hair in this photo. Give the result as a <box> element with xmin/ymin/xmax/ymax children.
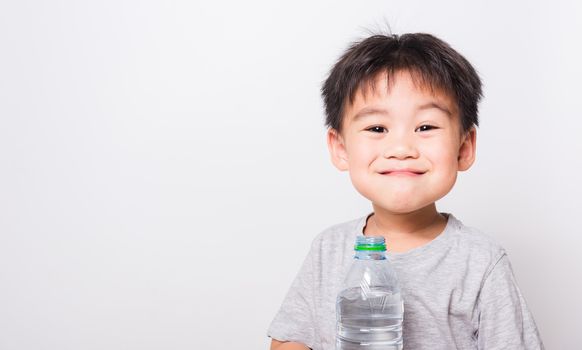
<box><xmin>321</xmin><ymin>33</ymin><xmax>482</xmax><ymax>133</ymax></box>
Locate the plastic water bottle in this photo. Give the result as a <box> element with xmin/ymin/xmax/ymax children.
<box><xmin>336</xmin><ymin>236</ymin><xmax>404</xmax><ymax>350</ymax></box>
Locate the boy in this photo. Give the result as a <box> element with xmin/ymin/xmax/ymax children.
<box><xmin>267</xmin><ymin>33</ymin><xmax>544</xmax><ymax>349</ymax></box>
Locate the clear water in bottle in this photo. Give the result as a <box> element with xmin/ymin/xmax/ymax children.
<box><xmin>336</xmin><ymin>286</ymin><xmax>403</xmax><ymax>349</ymax></box>
<box><xmin>336</xmin><ymin>236</ymin><xmax>403</xmax><ymax>350</ymax></box>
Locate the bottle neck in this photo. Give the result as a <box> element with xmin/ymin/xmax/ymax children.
<box><xmin>354</xmin><ymin>250</ymin><xmax>386</xmax><ymax>260</ymax></box>
<box><xmin>354</xmin><ymin>236</ymin><xmax>387</xmax><ymax>260</ymax></box>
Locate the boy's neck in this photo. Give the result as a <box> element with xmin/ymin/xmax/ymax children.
<box><xmin>364</xmin><ymin>203</ymin><xmax>447</xmax><ymax>253</ymax></box>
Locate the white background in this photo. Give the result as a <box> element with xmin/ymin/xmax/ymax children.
<box><xmin>1</xmin><ymin>0</ymin><xmax>581</xmax><ymax>349</ymax></box>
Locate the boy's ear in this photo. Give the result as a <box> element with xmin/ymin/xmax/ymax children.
<box><xmin>458</xmin><ymin>127</ymin><xmax>477</xmax><ymax>171</ymax></box>
<box><xmin>327</xmin><ymin>128</ymin><xmax>349</xmax><ymax>171</ymax></box>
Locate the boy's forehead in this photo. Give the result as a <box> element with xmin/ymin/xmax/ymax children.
<box><xmin>349</xmin><ymin>70</ymin><xmax>458</xmax><ymax>114</ymax></box>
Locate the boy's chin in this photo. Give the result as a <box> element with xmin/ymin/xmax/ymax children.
<box><xmin>371</xmin><ymin>200</ymin><xmax>436</xmax><ymax>215</ymax></box>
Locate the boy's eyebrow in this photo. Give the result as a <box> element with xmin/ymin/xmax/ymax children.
<box><xmin>417</xmin><ymin>102</ymin><xmax>452</xmax><ymax>116</ymax></box>
<box><xmin>352</xmin><ymin>102</ymin><xmax>452</xmax><ymax>121</ymax></box>
<box><xmin>352</xmin><ymin>107</ymin><xmax>390</xmax><ymax>121</ymax></box>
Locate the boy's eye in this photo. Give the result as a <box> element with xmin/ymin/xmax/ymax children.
<box><xmin>366</xmin><ymin>126</ymin><xmax>387</xmax><ymax>133</ymax></box>
<box><xmin>415</xmin><ymin>125</ymin><xmax>438</xmax><ymax>132</ymax></box>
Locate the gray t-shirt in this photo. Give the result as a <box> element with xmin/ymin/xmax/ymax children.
<box><xmin>267</xmin><ymin>213</ymin><xmax>544</xmax><ymax>350</ymax></box>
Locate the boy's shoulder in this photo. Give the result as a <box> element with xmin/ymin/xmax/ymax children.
<box><xmin>305</xmin><ymin>215</ymin><xmax>366</xmax><ymax>255</ymax></box>
<box><xmin>445</xmin><ymin>213</ymin><xmax>507</xmax><ymax>262</ymax></box>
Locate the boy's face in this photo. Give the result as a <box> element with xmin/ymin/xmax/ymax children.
<box><xmin>327</xmin><ymin>70</ymin><xmax>476</xmax><ymax>214</ymax></box>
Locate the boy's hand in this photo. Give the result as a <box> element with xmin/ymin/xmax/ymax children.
<box><xmin>270</xmin><ymin>339</ymin><xmax>310</xmax><ymax>350</ymax></box>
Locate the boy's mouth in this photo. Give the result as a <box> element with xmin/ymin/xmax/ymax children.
<box><xmin>380</xmin><ymin>169</ymin><xmax>426</xmax><ymax>176</ymax></box>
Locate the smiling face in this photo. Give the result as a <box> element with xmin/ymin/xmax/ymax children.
<box><xmin>327</xmin><ymin>70</ymin><xmax>477</xmax><ymax>214</ymax></box>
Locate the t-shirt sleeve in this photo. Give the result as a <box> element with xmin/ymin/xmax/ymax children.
<box><xmin>477</xmin><ymin>253</ymin><xmax>544</xmax><ymax>350</ymax></box>
<box><xmin>267</xmin><ymin>241</ymin><xmax>317</xmax><ymax>349</ymax></box>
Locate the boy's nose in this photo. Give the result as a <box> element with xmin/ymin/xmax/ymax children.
<box><xmin>382</xmin><ymin>137</ymin><xmax>419</xmax><ymax>160</ymax></box>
